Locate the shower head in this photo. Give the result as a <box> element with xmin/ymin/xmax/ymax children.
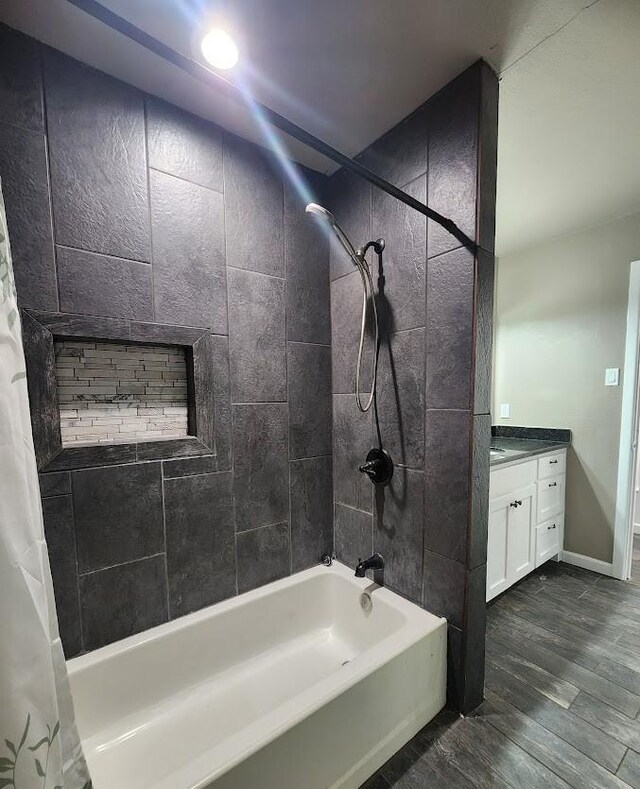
<box><xmin>305</xmin><ymin>202</ymin><xmax>335</xmax><ymax>222</ymax></box>
<box><xmin>305</xmin><ymin>202</ymin><xmax>360</xmax><ymax>265</ymax></box>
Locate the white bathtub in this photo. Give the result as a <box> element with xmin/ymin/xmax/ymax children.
<box><xmin>68</xmin><ymin>561</ymin><xmax>447</xmax><ymax>789</ymax></box>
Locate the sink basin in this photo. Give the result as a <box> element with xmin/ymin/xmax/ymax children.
<box><xmin>490</xmin><ymin>446</ymin><xmax>522</xmax><ymax>459</ymax></box>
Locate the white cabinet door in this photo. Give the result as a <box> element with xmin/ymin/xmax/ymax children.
<box><xmin>486</xmin><ymin>483</ymin><xmax>537</xmax><ymax>601</ymax></box>
<box><xmin>487</xmin><ymin>499</ymin><xmax>509</xmax><ymax>601</ymax></box>
<box><xmin>508</xmin><ymin>484</ymin><xmax>537</xmax><ymax>582</ymax></box>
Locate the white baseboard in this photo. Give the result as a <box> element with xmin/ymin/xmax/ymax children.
<box><xmin>560</xmin><ymin>550</ymin><xmax>614</xmax><ymax>576</ymax></box>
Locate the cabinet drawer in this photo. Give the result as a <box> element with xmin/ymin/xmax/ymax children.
<box><xmin>490</xmin><ymin>459</ymin><xmax>537</xmax><ymax>499</ymax></box>
<box><xmin>536</xmin><ymin>514</ymin><xmax>563</xmax><ymax>567</ymax></box>
<box><xmin>537</xmin><ymin>474</ymin><xmax>564</xmax><ymax>522</ymax></box>
<box><xmin>538</xmin><ymin>452</ymin><xmax>566</xmax><ymax>479</ymax></box>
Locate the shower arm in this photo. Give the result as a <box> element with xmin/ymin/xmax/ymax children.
<box><xmin>65</xmin><ymin>0</ymin><xmax>475</xmax><ymax>253</ymax></box>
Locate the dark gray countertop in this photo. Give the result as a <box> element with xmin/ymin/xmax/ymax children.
<box><xmin>489</xmin><ymin>436</ymin><xmax>570</xmax><ymax>467</ymax></box>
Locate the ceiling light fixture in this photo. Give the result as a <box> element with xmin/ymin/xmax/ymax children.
<box><xmin>200</xmin><ymin>28</ymin><xmax>239</xmax><ymax>70</ymax></box>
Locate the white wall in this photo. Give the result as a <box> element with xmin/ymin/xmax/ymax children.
<box><xmin>493</xmin><ymin>211</ymin><xmax>640</xmax><ymax>562</ymax></box>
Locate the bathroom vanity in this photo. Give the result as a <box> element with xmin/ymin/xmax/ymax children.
<box><xmin>487</xmin><ymin>437</ymin><xmax>568</xmax><ymax>601</ymax></box>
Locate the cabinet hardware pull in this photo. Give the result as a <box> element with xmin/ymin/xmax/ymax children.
<box><xmin>517</xmin><ymin>500</ymin><xmax>522</xmax><ymax>505</ymax></box>
<box><xmin>548</xmin><ymin>524</ymin><xmax>556</xmax><ymax>530</ymax></box>
<box><xmin>510</xmin><ymin>501</ymin><xmax>518</xmax><ymax>508</ymax></box>
<box><xmin>549</xmin><ymin>482</ymin><xmax>557</xmax><ymax>487</ymax></box>
<box><xmin>550</xmin><ymin>459</ymin><xmax>558</xmax><ymax>464</ymax></box>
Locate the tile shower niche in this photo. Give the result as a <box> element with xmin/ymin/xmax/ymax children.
<box><xmin>55</xmin><ymin>341</ymin><xmax>189</xmax><ymax>446</ymax></box>
<box><xmin>22</xmin><ymin>311</ymin><xmax>216</xmax><ymax>471</ymax></box>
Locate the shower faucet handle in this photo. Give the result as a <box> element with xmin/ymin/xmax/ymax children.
<box><xmin>358</xmin><ymin>448</ymin><xmax>394</xmax><ymax>486</ymax></box>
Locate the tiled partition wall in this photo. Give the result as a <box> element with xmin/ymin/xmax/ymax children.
<box><xmin>0</xmin><ymin>24</ymin><xmax>332</xmax><ymax>656</ymax></box>
<box><xmin>327</xmin><ymin>62</ymin><xmax>498</xmax><ymax>712</ymax></box>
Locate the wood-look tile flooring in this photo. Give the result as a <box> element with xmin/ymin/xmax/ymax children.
<box><xmin>362</xmin><ymin>560</ymin><xmax>640</xmax><ymax>788</ymax></box>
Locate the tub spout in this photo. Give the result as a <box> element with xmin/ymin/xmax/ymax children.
<box><xmin>355</xmin><ymin>553</ymin><xmax>384</xmax><ymax>586</ymax></box>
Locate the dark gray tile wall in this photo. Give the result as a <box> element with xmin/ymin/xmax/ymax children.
<box><xmin>0</xmin><ymin>25</ymin><xmax>332</xmax><ymax>655</ymax></box>
<box><xmin>326</xmin><ymin>60</ymin><xmax>498</xmax><ymax>714</ymax></box>
<box><xmin>3</xmin><ymin>24</ymin><xmax>497</xmax><ymax>719</ymax></box>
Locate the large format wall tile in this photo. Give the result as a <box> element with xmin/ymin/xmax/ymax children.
<box><xmin>290</xmin><ymin>457</ymin><xmax>333</xmax><ymax>571</ymax></box>
<box><xmin>165</xmin><ymin>472</ymin><xmax>236</xmax><ymax>617</ymax></box>
<box><xmin>474</xmin><ymin>247</ymin><xmax>495</xmax><ymax>415</ymax></box>
<box><xmin>228</xmin><ymin>268</ymin><xmax>286</xmax><ymax>403</ymax></box>
<box><xmin>285</xmin><ymin>177</ymin><xmax>330</xmax><ymax>345</ymax></box>
<box><xmin>232</xmin><ymin>404</ymin><xmax>289</xmax><ymax>531</ymax></box>
<box><xmin>211</xmin><ymin>334</ymin><xmax>232</xmax><ymax>470</ymax></box>
<box><xmin>426</xmin><ymin>246</ymin><xmax>474</xmax><ymax>410</ymax></box>
<box><xmin>470</xmin><ymin>414</ymin><xmax>491</xmax><ymax>570</ymax></box>
<box><xmin>150</xmin><ymin>169</ymin><xmax>227</xmax><ymax>331</ymax></box>
<box><xmin>79</xmin><ymin>555</ymin><xmax>167</xmax><ymax>650</ymax></box>
<box><xmin>0</xmin><ymin>24</ymin><xmax>43</xmax><ymax>132</ymax></box>
<box><xmin>224</xmin><ymin>135</ymin><xmax>284</xmax><ymax>277</ymax></box>
<box><xmin>376</xmin><ymin>328</ymin><xmax>425</xmax><ymax>469</ymax></box>
<box><xmin>42</xmin><ymin>495</ymin><xmax>82</xmax><ymax>657</ymax></box>
<box><xmin>287</xmin><ymin>342</ymin><xmax>332</xmax><ymax>459</ymax></box>
<box><xmin>333</xmin><ymin>394</ymin><xmax>372</xmax><ymax>513</ymax></box>
<box><xmin>359</xmin><ymin>104</ymin><xmax>428</xmax><ymax>189</ymax></box>
<box><xmin>334</xmin><ymin>503</ymin><xmax>372</xmax><ymax>569</ymax></box>
<box><xmin>423</xmin><ymin>550</ymin><xmax>466</xmax><ymax>629</ymax></box>
<box><xmin>371</xmin><ymin>176</ymin><xmax>426</xmax><ymax>333</ymax></box>
<box><xmin>72</xmin><ymin>462</ymin><xmax>163</xmax><ymax>572</ymax></box>
<box><xmin>427</xmin><ymin>64</ymin><xmax>479</xmax><ymax>259</ymax></box>
<box><xmin>57</xmin><ymin>246</ymin><xmax>153</xmax><ymax>320</ymax></box>
<box><xmin>39</xmin><ymin>472</ymin><xmax>70</xmax><ymax>498</ymax></box>
<box><xmin>424</xmin><ymin>409</ymin><xmax>472</xmax><ymax>564</ymax></box>
<box><xmin>374</xmin><ymin>468</ymin><xmax>424</xmax><ymax>604</ymax></box>
<box><xmin>236</xmin><ymin>522</ymin><xmax>290</xmax><ymax>593</ymax></box>
<box><xmin>331</xmin><ymin>270</ymin><xmax>373</xmax><ymax>395</ymax></box>
<box><xmin>325</xmin><ymin>168</ymin><xmax>371</xmax><ymax>281</ymax></box>
<box><xmin>43</xmin><ymin>50</ymin><xmax>150</xmax><ymax>261</ymax></box>
<box><xmin>146</xmin><ymin>97</ymin><xmax>223</xmax><ymax>192</ymax></box>
<box><xmin>0</xmin><ymin>23</ymin><xmax>336</xmax><ymax>659</ymax></box>
<box><xmin>0</xmin><ymin>123</ymin><xmax>57</xmax><ymax>310</ymax></box>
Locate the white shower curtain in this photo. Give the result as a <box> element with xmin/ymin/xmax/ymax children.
<box><xmin>0</xmin><ymin>180</ymin><xmax>92</xmax><ymax>788</ymax></box>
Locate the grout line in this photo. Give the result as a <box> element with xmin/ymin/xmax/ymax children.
<box><xmin>289</xmin><ymin>454</ymin><xmax>333</xmax><ymax>463</ymax></box>
<box><xmin>147</xmin><ymin>165</ymin><xmax>223</xmax><ymax>196</ymax></box>
<box><xmin>287</xmin><ymin>340</ymin><xmax>331</xmax><ymax>348</ymax></box>
<box><xmin>78</xmin><ymin>551</ymin><xmax>165</xmax><ymax>578</ymax></box>
<box><xmin>142</xmin><ymin>98</ymin><xmax>157</xmax><ymax>321</ymax></box>
<box><xmin>427</xmin><ymin>243</ymin><xmax>466</xmax><ymax>261</ymax></box>
<box><xmin>283</xmin><ymin>176</ymin><xmax>293</xmax><ymax>578</ymax></box>
<box><xmin>68</xmin><ymin>472</ymin><xmax>85</xmax><ymax>653</ymax></box>
<box><xmin>226</xmin><ymin>264</ymin><xmax>285</xmax><ymax>282</ymax></box>
<box><xmin>159</xmin><ymin>460</ymin><xmax>171</xmax><ymax>619</ymax></box>
<box><xmin>54</xmin><ymin>243</ymin><xmax>151</xmax><ymax>267</ymax></box>
<box><xmin>236</xmin><ymin>520</ymin><xmax>289</xmax><ymax>536</ymax></box>
<box><xmin>39</xmin><ymin>43</ymin><xmax>61</xmax><ymax>313</ymax></box>
<box><xmin>232</xmin><ymin>401</ymin><xmax>287</xmax><ymax>406</ymax></box>
<box><xmin>221</xmin><ymin>138</ymin><xmax>240</xmax><ymax>598</ymax></box>
<box><xmin>335</xmin><ymin>501</ymin><xmax>373</xmax><ymax>518</ymax></box>
<box><xmin>163</xmin><ymin>468</ymin><xmax>230</xmax><ymax>481</ymax></box>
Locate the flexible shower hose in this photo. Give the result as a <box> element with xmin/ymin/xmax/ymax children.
<box><xmin>354</xmin><ymin>253</ymin><xmax>379</xmax><ymax>413</ymax></box>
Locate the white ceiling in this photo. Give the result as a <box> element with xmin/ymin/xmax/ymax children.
<box><xmin>1</xmin><ymin>0</ymin><xmax>639</xmax><ymax>255</ymax></box>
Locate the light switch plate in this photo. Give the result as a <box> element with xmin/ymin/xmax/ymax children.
<box><xmin>605</xmin><ymin>368</ymin><xmax>620</xmax><ymax>387</ymax></box>
<box><xmin>499</xmin><ymin>403</ymin><xmax>511</xmax><ymax>418</ymax></box>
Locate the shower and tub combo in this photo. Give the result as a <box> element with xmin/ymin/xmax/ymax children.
<box><xmin>64</xmin><ymin>205</ymin><xmax>448</xmax><ymax>789</ymax></box>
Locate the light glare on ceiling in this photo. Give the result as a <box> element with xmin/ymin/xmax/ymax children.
<box><xmin>201</xmin><ymin>28</ymin><xmax>239</xmax><ymax>70</ymax></box>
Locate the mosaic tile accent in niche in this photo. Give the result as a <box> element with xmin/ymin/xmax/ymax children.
<box><xmin>54</xmin><ymin>341</ymin><xmax>188</xmax><ymax>445</ymax></box>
